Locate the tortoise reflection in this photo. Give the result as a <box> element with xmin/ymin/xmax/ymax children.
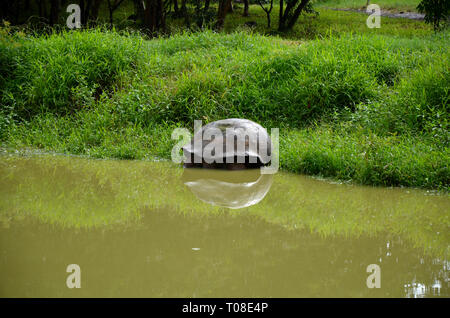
<box><xmin>182</xmin><ymin>168</ymin><xmax>273</xmax><ymax>209</ymax></box>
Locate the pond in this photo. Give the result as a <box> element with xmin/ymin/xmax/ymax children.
<box><xmin>0</xmin><ymin>154</ymin><xmax>448</xmax><ymax>297</ymax></box>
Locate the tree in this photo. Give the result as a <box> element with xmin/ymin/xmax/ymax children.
<box><xmin>243</xmin><ymin>0</ymin><xmax>249</xmax><ymax>17</ymax></box>
<box><xmin>73</xmin><ymin>0</ymin><xmax>105</xmax><ymax>25</ymax></box>
<box><xmin>173</xmin><ymin>0</ymin><xmax>179</xmax><ymax>15</ymax></box>
<box><xmin>133</xmin><ymin>0</ymin><xmax>168</xmax><ymax>33</ymax></box>
<box><xmin>90</xmin><ymin>0</ymin><xmax>103</xmax><ymax>21</ymax></box>
<box><xmin>417</xmin><ymin>0</ymin><xmax>449</xmax><ymax>31</ymax></box>
<box><xmin>278</xmin><ymin>0</ymin><xmax>312</xmax><ymax>31</ymax></box>
<box><xmin>258</xmin><ymin>0</ymin><xmax>274</xmax><ymax>28</ymax></box>
<box><xmin>49</xmin><ymin>0</ymin><xmax>60</xmax><ymax>25</ymax></box>
<box><xmin>216</xmin><ymin>0</ymin><xmax>232</xmax><ymax>29</ymax></box>
<box><xmin>145</xmin><ymin>0</ymin><xmax>168</xmax><ymax>33</ymax></box>
<box><xmin>192</xmin><ymin>0</ymin><xmax>212</xmax><ymax>28</ymax></box>
<box><xmin>181</xmin><ymin>0</ymin><xmax>190</xmax><ymax>27</ymax></box>
<box><xmin>106</xmin><ymin>0</ymin><xmax>125</xmax><ymax>27</ymax></box>
<box><xmin>227</xmin><ymin>0</ymin><xmax>234</xmax><ymax>14</ymax></box>
<box><xmin>204</xmin><ymin>0</ymin><xmax>210</xmax><ymax>12</ymax></box>
<box><xmin>36</xmin><ymin>0</ymin><xmax>48</xmax><ymax>21</ymax></box>
<box><xmin>78</xmin><ymin>0</ymin><xmax>105</xmax><ymax>25</ymax></box>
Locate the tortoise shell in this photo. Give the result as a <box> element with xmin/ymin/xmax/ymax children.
<box><xmin>182</xmin><ymin>118</ymin><xmax>271</xmax><ymax>169</ymax></box>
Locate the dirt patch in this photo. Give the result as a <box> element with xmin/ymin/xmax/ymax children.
<box><xmin>332</xmin><ymin>8</ymin><xmax>425</xmax><ymax>20</ymax></box>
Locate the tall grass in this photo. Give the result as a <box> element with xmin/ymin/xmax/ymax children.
<box><xmin>0</xmin><ymin>28</ymin><xmax>144</xmax><ymax>118</ymax></box>
<box><xmin>0</xmin><ymin>27</ymin><xmax>448</xmax><ymax>189</ymax></box>
<box><xmin>223</xmin><ymin>5</ymin><xmax>432</xmax><ymax>39</ymax></box>
<box><xmin>315</xmin><ymin>0</ymin><xmax>421</xmax><ymax>12</ymax></box>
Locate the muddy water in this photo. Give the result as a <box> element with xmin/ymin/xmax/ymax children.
<box><xmin>0</xmin><ymin>154</ymin><xmax>448</xmax><ymax>297</ymax></box>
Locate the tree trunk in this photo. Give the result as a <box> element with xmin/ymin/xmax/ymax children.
<box><xmin>109</xmin><ymin>8</ymin><xmax>114</xmax><ymax>26</ymax></box>
<box><xmin>173</xmin><ymin>0</ymin><xmax>179</xmax><ymax>14</ymax></box>
<box><xmin>278</xmin><ymin>0</ymin><xmax>310</xmax><ymax>31</ymax></box>
<box><xmin>85</xmin><ymin>0</ymin><xmax>94</xmax><ymax>23</ymax></box>
<box><xmin>24</xmin><ymin>0</ymin><xmax>31</xmax><ymax>17</ymax></box>
<box><xmin>91</xmin><ymin>0</ymin><xmax>102</xmax><ymax>20</ymax></box>
<box><xmin>49</xmin><ymin>0</ymin><xmax>60</xmax><ymax>25</ymax></box>
<box><xmin>0</xmin><ymin>1</ymin><xmax>10</xmax><ymax>23</ymax></box>
<box><xmin>36</xmin><ymin>0</ymin><xmax>43</xmax><ymax>19</ymax></box>
<box><xmin>286</xmin><ymin>0</ymin><xmax>309</xmax><ymax>30</ymax></box>
<box><xmin>134</xmin><ymin>0</ymin><xmax>145</xmax><ymax>22</ymax></box>
<box><xmin>258</xmin><ymin>0</ymin><xmax>273</xmax><ymax>28</ymax></box>
<box><xmin>143</xmin><ymin>0</ymin><xmax>166</xmax><ymax>34</ymax></box>
<box><xmin>279</xmin><ymin>0</ymin><xmax>296</xmax><ymax>31</ymax></box>
<box><xmin>243</xmin><ymin>0</ymin><xmax>249</xmax><ymax>17</ymax></box>
<box><xmin>279</xmin><ymin>0</ymin><xmax>283</xmax><ymax>26</ymax></box>
<box><xmin>41</xmin><ymin>0</ymin><xmax>48</xmax><ymax>22</ymax></box>
<box><xmin>107</xmin><ymin>0</ymin><xmax>126</xmax><ymax>28</ymax></box>
<box><xmin>180</xmin><ymin>0</ymin><xmax>190</xmax><ymax>27</ymax></box>
<box><xmin>79</xmin><ymin>0</ymin><xmax>86</xmax><ymax>24</ymax></box>
<box><xmin>227</xmin><ymin>0</ymin><xmax>233</xmax><ymax>13</ymax></box>
<box><xmin>107</xmin><ymin>0</ymin><xmax>114</xmax><ymax>27</ymax></box>
<box><xmin>195</xmin><ymin>0</ymin><xmax>202</xmax><ymax>27</ymax></box>
<box><xmin>216</xmin><ymin>0</ymin><xmax>232</xmax><ymax>29</ymax></box>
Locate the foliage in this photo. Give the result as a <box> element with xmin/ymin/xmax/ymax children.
<box><xmin>1</xmin><ymin>28</ymin><xmax>448</xmax><ymax>189</ymax></box>
<box><xmin>417</xmin><ymin>0</ymin><xmax>450</xmax><ymax>31</ymax></box>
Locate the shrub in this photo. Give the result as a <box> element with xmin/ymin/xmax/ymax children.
<box><xmin>1</xmin><ymin>29</ymin><xmax>143</xmax><ymax>119</ymax></box>
<box><xmin>1</xmin><ymin>29</ymin><xmax>448</xmax><ymax>189</ymax></box>
<box><xmin>417</xmin><ymin>0</ymin><xmax>450</xmax><ymax>31</ymax></box>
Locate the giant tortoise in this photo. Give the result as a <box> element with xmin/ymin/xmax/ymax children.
<box><xmin>182</xmin><ymin>118</ymin><xmax>272</xmax><ymax>170</ymax></box>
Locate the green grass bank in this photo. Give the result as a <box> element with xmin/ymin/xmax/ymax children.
<box><xmin>315</xmin><ymin>0</ymin><xmax>421</xmax><ymax>13</ymax></box>
<box><xmin>0</xmin><ymin>27</ymin><xmax>448</xmax><ymax>189</ymax></box>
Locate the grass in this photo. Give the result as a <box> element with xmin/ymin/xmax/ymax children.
<box><xmin>315</xmin><ymin>0</ymin><xmax>422</xmax><ymax>12</ymax></box>
<box><xmin>223</xmin><ymin>5</ymin><xmax>432</xmax><ymax>39</ymax></box>
<box><xmin>0</xmin><ymin>19</ymin><xmax>448</xmax><ymax>189</ymax></box>
<box><xmin>63</xmin><ymin>2</ymin><xmax>435</xmax><ymax>39</ymax></box>
<box><xmin>282</xmin><ymin>127</ymin><xmax>449</xmax><ymax>189</ymax></box>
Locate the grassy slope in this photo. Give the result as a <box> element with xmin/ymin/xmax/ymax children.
<box><xmin>223</xmin><ymin>5</ymin><xmax>431</xmax><ymax>39</ymax></box>
<box><xmin>0</xmin><ymin>7</ymin><xmax>448</xmax><ymax>189</ymax></box>
<box><xmin>315</xmin><ymin>0</ymin><xmax>421</xmax><ymax>12</ymax></box>
<box><xmin>92</xmin><ymin>3</ymin><xmax>434</xmax><ymax>39</ymax></box>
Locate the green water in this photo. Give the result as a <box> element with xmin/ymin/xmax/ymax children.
<box><xmin>0</xmin><ymin>154</ymin><xmax>448</xmax><ymax>297</ymax></box>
